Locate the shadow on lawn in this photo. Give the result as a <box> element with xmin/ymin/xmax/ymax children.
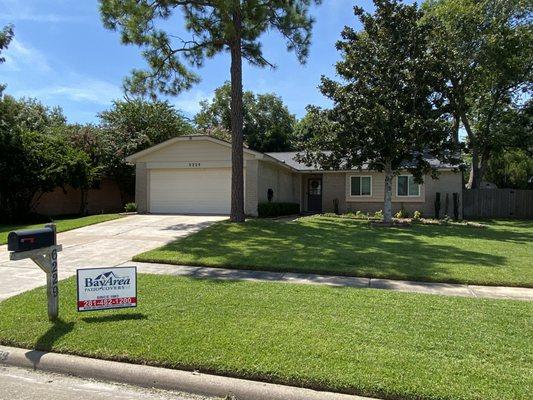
<box><xmin>162</xmin><ymin>218</ymin><xmax>519</xmax><ymax>282</ymax></box>
<box><xmin>82</xmin><ymin>313</ymin><xmax>147</xmax><ymax>324</ymax></box>
<box><xmin>33</xmin><ymin>319</ymin><xmax>75</xmax><ymax>352</ymax></box>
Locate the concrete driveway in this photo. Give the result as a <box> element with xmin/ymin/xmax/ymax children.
<box><xmin>0</xmin><ymin>215</ymin><xmax>225</xmax><ymax>301</ymax></box>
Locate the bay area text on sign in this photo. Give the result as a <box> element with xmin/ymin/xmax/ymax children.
<box><xmin>77</xmin><ymin>266</ymin><xmax>137</xmax><ymax>311</ymax></box>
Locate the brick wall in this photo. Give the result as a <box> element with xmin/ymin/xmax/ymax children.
<box><xmin>33</xmin><ymin>178</ymin><xmax>129</xmax><ymax>216</ymax></box>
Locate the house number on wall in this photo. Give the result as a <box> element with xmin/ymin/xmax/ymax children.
<box><xmin>188</xmin><ymin>162</ymin><xmax>201</xmax><ymax>167</ymax></box>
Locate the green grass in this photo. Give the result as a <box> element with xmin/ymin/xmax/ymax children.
<box><xmin>0</xmin><ymin>214</ymin><xmax>122</xmax><ymax>245</ymax></box>
<box><xmin>134</xmin><ymin>216</ymin><xmax>533</xmax><ymax>287</ymax></box>
<box><xmin>0</xmin><ymin>274</ymin><xmax>531</xmax><ymax>400</ymax></box>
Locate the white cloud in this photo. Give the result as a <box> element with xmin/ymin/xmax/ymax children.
<box><xmin>2</xmin><ymin>13</ymin><xmax>85</xmax><ymax>23</ymax></box>
<box><xmin>173</xmin><ymin>90</ymin><xmax>213</xmax><ymax>114</ymax></box>
<box><xmin>14</xmin><ymin>78</ymin><xmax>123</xmax><ymax>106</ymax></box>
<box><xmin>4</xmin><ymin>37</ymin><xmax>122</xmax><ymax>107</ymax></box>
<box><xmin>3</xmin><ymin>39</ymin><xmax>51</xmax><ymax>73</ymax></box>
<box><xmin>0</xmin><ymin>0</ymin><xmax>84</xmax><ymax>23</ymax></box>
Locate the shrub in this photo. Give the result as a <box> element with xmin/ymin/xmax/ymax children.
<box><xmin>258</xmin><ymin>202</ymin><xmax>299</xmax><ymax>218</ymax></box>
<box><xmin>124</xmin><ymin>202</ymin><xmax>137</xmax><ymax>212</ymax></box>
<box><xmin>355</xmin><ymin>210</ymin><xmax>367</xmax><ymax>219</ymax></box>
<box><xmin>413</xmin><ymin>210</ymin><xmax>422</xmax><ymax>220</ymax></box>
<box><xmin>373</xmin><ymin>210</ymin><xmax>384</xmax><ymax>220</ymax></box>
<box><xmin>395</xmin><ymin>208</ymin><xmax>409</xmax><ymax>219</ymax></box>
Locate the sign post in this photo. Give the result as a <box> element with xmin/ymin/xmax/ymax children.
<box><xmin>8</xmin><ymin>224</ymin><xmax>62</xmax><ymax>321</ymax></box>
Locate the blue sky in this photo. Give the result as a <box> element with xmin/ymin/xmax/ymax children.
<box><xmin>0</xmin><ymin>0</ymin><xmax>377</xmax><ymax>123</ymax></box>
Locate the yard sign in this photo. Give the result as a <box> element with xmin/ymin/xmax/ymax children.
<box><xmin>76</xmin><ymin>266</ymin><xmax>137</xmax><ymax>312</ymax></box>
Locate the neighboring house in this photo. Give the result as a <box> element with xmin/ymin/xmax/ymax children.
<box><xmin>126</xmin><ymin>135</ymin><xmax>462</xmax><ymax>217</ymax></box>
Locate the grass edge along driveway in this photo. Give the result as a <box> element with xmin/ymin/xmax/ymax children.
<box><xmin>0</xmin><ymin>274</ymin><xmax>530</xmax><ymax>400</ymax></box>
<box><xmin>134</xmin><ymin>216</ymin><xmax>533</xmax><ymax>288</ymax></box>
<box><xmin>0</xmin><ymin>214</ymin><xmax>122</xmax><ymax>245</ymax></box>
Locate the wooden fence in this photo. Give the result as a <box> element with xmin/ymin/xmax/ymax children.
<box><xmin>463</xmin><ymin>189</ymin><xmax>533</xmax><ymax>219</ymax></box>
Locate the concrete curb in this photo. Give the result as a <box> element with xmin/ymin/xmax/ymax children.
<box><xmin>0</xmin><ymin>345</ymin><xmax>374</xmax><ymax>400</ymax></box>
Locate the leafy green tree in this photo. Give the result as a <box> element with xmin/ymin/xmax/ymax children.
<box><xmin>299</xmin><ymin>0</ymin><xmax>454</xmax><ymax>223</ymax></box>
<box><xmin>195</xmin><ymin>82</ymin><xmax>296</xmax><ymax>152</ymax></box>
<box><xmin>99</xmin><ymin>0</ymin><xmax>320</xmax><ymax>222</ymax></box>
<box><xmin>293</xmin><ymin>106</ymin><xmax>334</xmax><ymax>150</ymax></box>
<box><xmin>485</xmin><ymin>149</ymin><xmax>533</xmax><ymax>189</ymax></box>
<box><xmin>0</xmin><ymin>96</ymin><xmax>73</xmax><ymax>222</ymax></box>
<box><xmin>58</xmin><ymin>124</ymin><xmax>106</xmax><ymax>215</ymax></box>
<box><xmin>0</xmin><ymin>24</ymin><xmax>14</xmax><ymax>95</ymax></box>
<box><xmin>484</xmin><ymin>100</ymin><xmax>533</xmax><ymax>189</ymax></box>
<box><xmin>423</xmin><ymin>0</ymin><xmax>532</xmax><ymax>188</ymax></box>
<box><xmin>251</xmin><ymin>92</ymin><xmax>296</xmax><ymax>152</ymax></box>
<box><xmin>98</xmin><ymin>99</ymin><xmax>193</xmax><ymax>202</ymax></box>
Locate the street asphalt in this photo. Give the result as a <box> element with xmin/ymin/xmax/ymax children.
<box><xmin>0</xmin><ymin>364</ymin><xmax>217</xmax><ymax>400</ymax></box>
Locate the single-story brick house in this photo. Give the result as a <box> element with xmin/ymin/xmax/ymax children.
<box><xmin>126</xmin><ymin>135</ymin><xmax>462</xmax><ymax>217</ymax></box>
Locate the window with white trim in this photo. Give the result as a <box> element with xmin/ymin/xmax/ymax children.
<box><xmin>350</xmin><ymin>176</ymin><xmax>372</xmax><ymax>196</ymax></box>
<box><xmin>397</xmin><ymin>175</ymin><xmax>420</xmax><ymax>196</ymax></box>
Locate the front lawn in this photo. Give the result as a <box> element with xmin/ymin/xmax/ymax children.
<box><xmin>0</xmin><ymin>214</ymin><xmax>122</xmax><ymax>245</ymax></box>
<box><xmin>0</xmin><ymin>275</ymin><xmax>530</xmax><ymax>400</ymax></box>
<box><xmin>134</xmin><ymin>216</ymin><xmax>533</xmax><ymax>287</ymax></box>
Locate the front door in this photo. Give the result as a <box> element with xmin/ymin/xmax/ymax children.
<box><xmin>307</xmin><ymin>178</ymin><xmax>322</xmax><ymax>212</ymax></box>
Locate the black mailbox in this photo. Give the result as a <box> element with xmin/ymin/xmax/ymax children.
<box><xmin>8</xmin><ymin>227</ymin><xmax>56</xmax><ymax>252</ymax></box>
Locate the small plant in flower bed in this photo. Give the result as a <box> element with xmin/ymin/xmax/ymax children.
<box><xmin>355</xmin><ymin>210</ymin><xmax>369</xmax><ymax>219</ymax></box>
<box><xmin>373</xmin><ymin>210</ymin><xmax>384</xmax><ymax>220</ymax></box>
<box><xmin>323</xmin><ymin>212</ymin><xmax>374</xmax><ymax>220</ymax></box>
<box><xmin>417</xmin><ymin>218</ymin><xmax>487</xmax><ymax>228</ymax></box>
<box><xmin>412</xmin><ymin>210</ymin><xmax>422</xmax><ymax>220</ymax></box>
<box><xmin>124</xmin><ymin>202</ymin><xmax>137</xmax><ymax>212</ymax></box>
<box><xmin>394</xmin><ymin>207</ymin><xmax>410</xmax><ymax>219</ymax></box>
<box><xmin>343</xmin><ymin>211</ymin><xmax>372</xmax><ymax>220</ymax></box>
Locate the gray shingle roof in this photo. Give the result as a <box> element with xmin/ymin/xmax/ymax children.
<box><xmin>265</xmin><ymin>151</ymin><xmax>458</xmax><ymax>171</ymax></box>
<box><xmin>265</xmin><ymin>152</ymin><xmax>323</xmax><ymax>171</ymax></box>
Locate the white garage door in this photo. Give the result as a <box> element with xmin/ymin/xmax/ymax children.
<box><xmin>150</xmin><ymin>168</ymin><xmax>231</xmax><ymax>214</ymax></box>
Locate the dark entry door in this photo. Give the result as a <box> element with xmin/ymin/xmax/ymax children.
<box><xmin>307</xmin><ymin>178</ymin><xmax>322</xmax><ymax>212</ymax></box>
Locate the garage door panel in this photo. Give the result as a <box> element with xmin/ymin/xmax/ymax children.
<box><xmin>150</xmin><ymin>169</ymin><xmax>231</xmax><ymax>214</ymax></box>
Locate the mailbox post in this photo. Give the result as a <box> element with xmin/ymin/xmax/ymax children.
<box><xmin>8</xmin><ymin>224</ymin><xmax>62</xmax><ymax>321</ymax></box>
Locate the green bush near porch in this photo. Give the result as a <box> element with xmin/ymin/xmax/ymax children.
<box><xmin>0</xmin><ymin>275</ymin><xmax>530</xmax><ymax>400</ymax></box>
<box><xmin>134</xmin><ymin>216</ymin><xmax>533</xmax><ymax>287</ymax></box>
<box><xmin>257</xmin><ymin>202</ymin><xmax>300</xmax><ymax>217</ymax></box>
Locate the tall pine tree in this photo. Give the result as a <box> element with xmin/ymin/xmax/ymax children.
<box><xmin>100</xmin><ymin>0</ymin><xmax>320</xmax><ymax>221</ymax></box>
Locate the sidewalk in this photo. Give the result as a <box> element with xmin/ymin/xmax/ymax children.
<box><xmin>124</xmin><ymin>261</ymin><xmax>533</xmax><ymax>301</ymax></box>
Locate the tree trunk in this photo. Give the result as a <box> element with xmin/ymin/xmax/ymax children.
<box><xmin>383</xmin><ymin>163</ymin><xmax>393</xmax><ymax>224</ymax></box>
<box><xmin>467</xmin><ymin>146</ymin><xmax>481</xmax><ymax>189</ymax></box>
<box><xmin>229</xmin><ymin>7</ymin><xmax>245</xmax><ymax>222</ymax></box>
<box><xmin>451</xmin><ymin>113</ymin><xmax>460</xmax><ymax>146</ymax></box>
<box><xmin>479</xmin><ymin>147</ymin><xmax>490</xmax><ymax>186</ymax></box>
<box><xmin>460</xmin><ymin>111</ymin><xmax>484</xmax><ymax>190</ymax></box>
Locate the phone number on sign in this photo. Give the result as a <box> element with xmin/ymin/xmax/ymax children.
<box><xmin>78</xmin><ymin>297</ymin><xmax>136</xmax><ymax>309</ymax></box>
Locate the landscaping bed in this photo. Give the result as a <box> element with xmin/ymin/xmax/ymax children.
<box><xmin>0</xmin><ymin>214</ymin><xmax>122</xmax><ymax>245</ymax></box>
<box><xmin>0</xmin><ymin>275</ymin><xmax>530</xmax><ymax>400</ymax></box>
<box><xmin>134</xmin><ymin>216</ymin><xmax>533</xmax><ymax>287</ymax></box>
